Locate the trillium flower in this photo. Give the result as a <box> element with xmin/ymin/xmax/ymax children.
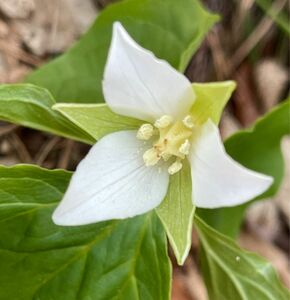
<box><xmin>52</xmin><ymin>22</ymin><xmax>273</xmax><ymax>226</ymax></box>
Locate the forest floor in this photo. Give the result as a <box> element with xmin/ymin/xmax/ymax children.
<box><xmin>0</xmin><ymin>0</ymin><xmax>289</xmax><ymax>299</ymax></box>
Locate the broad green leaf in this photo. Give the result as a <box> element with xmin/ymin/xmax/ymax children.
<box><xmin>195</xmin><ymin>216</ymin><xmax>289</xmax><ymax>300</ymax></box>
<box><xmin>191</xmin><ymin>81</ymin><xmax>236</xmax><ymax>125</ymax></box>
<box><xmin>199</xmin><ymin>100</ymin><xmax>290</xmax><ymax>237</ymax></box>
<box><xmin>156</xmin><ymin>160</ymin><xmax>194</xmax><ymax>266</ymax></box>
<box><xmin>53</xmin><ymin>103</ymin><xmax>143</xmax><ymax>140</ymax></box>
<box><xmin>0</xmin><ymin>164</ymin><xmax>171</xmax><ymax>300</ymax></box>
<box><xmin>26</xmin><ymin>0</ymin><xmax>219</xmax><ymax>102</ymax></box>
<box><xmin>0</xmin><ymin>84</ymin><xmax>95</xmax><ymax>144</ymax></box>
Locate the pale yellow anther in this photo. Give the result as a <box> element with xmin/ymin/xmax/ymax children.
<box><xmin>182</xmin><ymin>115</ymin><xmax>194</xmax><ymax>129</ymax></box>
<box><xmin>168</xmin><ymin>161</ymin><xmax>183</xmax><ymax>175</ymax></box>
<box><xmin>179</xmin><ymin>139</ymin><xmax>190</xmax><ymax>155</ymax></box>
<box><xmin>154</xmin><ymin>115</ymin><xmax>173</xmax><ymax>129</ymax></box>
<box><xmin>139</xmin><ymin>114</ymin><xmax>194</xmax><ymax>175</ymax></box>
<box><xmin>137</xmin><ymin>124</ymin><xmax>154</xmax><ymax>140</ymax></box>
<box><xmin>161</xmin><ymin>152</ymin><xmax>171</xmax><ymax>161</ymax></box>
<box><xmin>143</xmin><ymin>148</ymin><xmax>160</xmax><ymax>166</ymax></box>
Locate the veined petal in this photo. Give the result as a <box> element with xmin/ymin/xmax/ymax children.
<box><xmin>53</xmin><ymin>131</ymin><xmax>169</xmax><ymax>225</ymax></box>
<box><xmin>189</xmin><ymin>120</ymin><xmax>273</xmax><ymax>208</ymax></box>
<box><xmin>103</xmin><ymin>22</ymin><xmax>195</xmax><ymax>123</ymax></box>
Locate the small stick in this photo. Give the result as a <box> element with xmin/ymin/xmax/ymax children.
<box><xmin>7</xmin><ymin>132</ymin><xmax>32</xmax><ymax>163</ymax></box>
<box><xmin>35</xmin><ymin>136</ymin><xmax>61</xmax><ymax>165</ymax></box>
<box><xmin>207</xmin><ymin>29</ymin><xmax>231</xmax><ymax>80</ymax></box>
<box><xmin>57</xmin><ymin>139</ymin><xmax>74</xmax><ymax>169</ymax></box>
<box><xmin>0</xmin><ymin>124</ymin><xmax>18</xmax><ymax>137</ymax></box>
<box><xmin>0</xmin><ymin>40</ymin><xmax>41</xmax><ymax>66</ymax></box>
<box><xmin>230</xmin><ymin>0</ymin><xmax>286</xmax><ymax>70</ymax></box>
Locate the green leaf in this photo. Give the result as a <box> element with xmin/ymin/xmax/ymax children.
<box><xmin>195</xmin><ymin>216</ymin><xmax>290</xmax><ymax>300</ymax></box>
<box><xmin>191</xmin><ymin>81</ymin><xmax>236</xmax><ymax>125</ymax></box>
<box><xmin>0</xmin><ymin>84</ymin><xmax>95</xmax><ymax>144</ymax></box>
<box><xmin>0</xmin><ymin>164</ymin><xmax>171</xmax><ymax>300</ymax></box>
<box><xmin>26</xmin><ymin>0</ymin><xmax>219</xmax><ymax>103</ymax></box>
<box><xmin>156</xmin><ymin>160</ymin><xmax>194</xmax><ymax>265</ymax></box>
<box><xmin>53</xmin><ymin>103</ymin><xmax>143</xmax><ymax>140</ymax></box>
<box><xmin>198</xmin><ymin>100</ymin><xmax>290</xmax><ymax>237</ymax></box>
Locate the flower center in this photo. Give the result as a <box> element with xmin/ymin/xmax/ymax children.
<box><xmin>137</xmin><ymin>114</ymin><xmax>195</xmax><ymax>175</ymax></box>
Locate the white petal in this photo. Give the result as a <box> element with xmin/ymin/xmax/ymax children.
<box><xmin>189</xmin><ymin>120</ymin><xmax>273</xmax><ymax>208</ymax></box>
<box><xmin>103</xmin><ymin>22</ymin><xmax>195</xmax><ymax>123</ymax></box>
<box><xmin>52</xmin><ymin>131</ymin><xmax>169</xmax><ymax>225</ymax></box>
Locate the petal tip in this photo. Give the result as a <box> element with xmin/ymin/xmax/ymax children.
<box><xmin>51</xmin><ymin>210</ymin><xmax>63</xmax><ymax>226</ymax></box>
<box><xmin>261</xmin><ymin>173</ymin><xmax>274</xmax><ymax>190</ymax></box>
<box><xmin>112</xmin><ymin>21</ymin><xmax>128</xmax><ymax>43</ymax></box>
<box><xmin>112</xmin><ymin>21</ymin><xmax>124</xmax><ymax>32</ymax></box>
<box><xmin>52</xmin><ymin>205</ymin><xmax>75</xmax><ymax>226</ymax></box>
<box><xmin>51</xmin><ymin>207</ymin><xmax>70</xmax><ymax>226</ymax></box>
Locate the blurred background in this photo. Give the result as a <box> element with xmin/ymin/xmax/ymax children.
<box><xmin>0</xmin><ymin>0</ymin><xmax>289</xmax><ymax>299</ymax></box>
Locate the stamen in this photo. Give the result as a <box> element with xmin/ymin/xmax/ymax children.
<box><xmin>182</xmin><ymin>115</ymin><xmax>194</xmax><ymax>129</ymax></box>
<box><xmin>161</xmin><ymin>152</ymin><xmax>171</xmax><ymax>161</ymax></box>
<box><xmin>154</xmin><ymin>115</ymin><xmax>173</xmax><ymax>129</ymax></box>
<box><xmin>139</xmin><ymin>114</ymin><xmax>194</xmax><ymax>175</ymax></box>
<box><xmin>179</xmin><ymin>139</ymin><xmax>190</xmax><ymax>155</ymax></box>
<box><xmin>143</xmin><ymin>148</ymin><xmax>160</xmax><ymax>166</ymax></box>
<box><xmin>168</xmin><ymin>161</ymin><xmax>183</xmax><ymax>175</ymax></box>
<box><xmin>137</xmin><ymin>124</ymin><xmax>154</xmax><ymax>140</ymax></box>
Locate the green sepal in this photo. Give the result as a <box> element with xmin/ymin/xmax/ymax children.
<box><xmin>156</xmin><ymin>160</ymin><xmax>194</xmax><ymax>265</ymax></box>
<box><xmin>191</xmin><ymin>81</ymin><xmax>236</xmax><ymax>125</ymax></box>
<box><xmin>53</xmin><ymin>103</ymin><xmax>143</xmax><ymax>141</ymax></box>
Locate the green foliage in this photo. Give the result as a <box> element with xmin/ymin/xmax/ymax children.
<box><xmin>26</xmin><ymin>0</ymin><xmax>218</xmax><ymax>102</ymax></box>
<box><xmin>191</xmin><ymin>81</ymin><xmax>236</xmax><ymax>125</ymax></box>
<box><xmin>0</xmin><ymin>165</ymin><xmax>171</xmax><ymax>300</ymax></box>
<box><xmin>156</xmin><ymin>160</ymin><xmax>194</xmax><ymax>266</ymax></box>
<box><xmin>0</xmin><ymin>84</ymin><xmax>94</xmax><ymax>144</ymax></box>
<box><xmin>0</xmin><ymin>0</ymin><xmax>287</xmax><ymax>298</ymax></box>
<box><xmin>199</xmin><ymin>100</ymin><xmax>290</xmax><ymax>237</ymax></box>
<box><xmin>53</xmin><ymin>103</ymin><xmax>143</xmax><ymax>140</ymax></box>
<box><xmin>195</xmin><ymin>216</ymin><xmax>290</xmax><ymax>300</ymax></box>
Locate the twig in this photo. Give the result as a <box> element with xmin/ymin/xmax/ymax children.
<box><xmin>230</xmin><ymin>0</ymin><xmax>287</xmax><ymax>70</ymax></box>
<box><xmin>49</xmin><ymin>0</ymin><xmax>61</xmax><ymax>53</ymax></box>
<box><xmin>7</xmin><ymin>133</ymin><xmax>32</xmax><ymax>163</ymax></box>
<box><xmin>57</xmin><ymin>139</ymin><xmax>74</xmax><ymax>169</ymax></box>
<box><xmin>0</xmin><ymin>40</ymin><xmax>41</xmax><ymax>66</ymax></box>
<box><xmin>232</xmin><ymin>65</ymin><xmax>261</xmax><ymax>126</ymax></box>
<box><xmin>0</xmin><ymin>124</ymin><xmax>18</xmax><ymax>137</ymax></box>
<box><xmin>183</xmin><ymin>256</ymin><xmax>208</xmax><ymax>300</ymax></box>
<box><xmin>208</xmin><ymin>0</ymin><xmax>287</xmax><ymax>81</ymax></box>
<box><xmin>207</xmin><ymin>29</ymin><xmax>230</xmax><ymax>80</ymax></box>
<box><xmin>35</xmin><ymin>136</ymin><xmax>61</xmax><ymax>165</ymax></box>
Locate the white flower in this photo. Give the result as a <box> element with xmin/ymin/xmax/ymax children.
<box><xmin>52</xmin><ymin>22</ymin><xmax>273</xmax><ymax>226</ymax></box>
